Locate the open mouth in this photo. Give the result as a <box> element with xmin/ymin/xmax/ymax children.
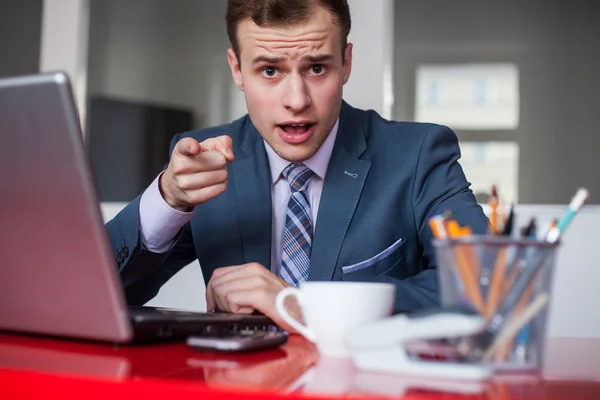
<box><xmin>278</xmin><ymin>123</ymin><xmax>315</xmax><ymax>135</ymax></box>
<box><xmin>277</xmin><ymin>123</ymin><xmax>316</xmax><ymax>144</ymax></box>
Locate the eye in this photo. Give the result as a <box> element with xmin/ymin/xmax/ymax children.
<box><xmin>261</xmin><ymin>66</ymin><xmax>279</xmax><ymax>78</ymax></box>
<box><xmin>310</xmin><ymin>65</ymin><xmax>326</xmax><ymax>75</ymax></box>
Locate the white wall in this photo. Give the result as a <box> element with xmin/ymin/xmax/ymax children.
<box><xmin>40</xmin><ymin>0</ymin><xmax>90</xmax><ymax>126</ymax></box>
<box><xmin>346</xmin><ymin>0</ymin><xmax>395</xmax><ymax>118</ymax></box>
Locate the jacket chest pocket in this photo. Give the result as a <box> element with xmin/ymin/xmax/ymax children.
<box><xmin>340</xmin><ymin>237</ymin><xmax>405</xmax><ymax>281</ymax></box>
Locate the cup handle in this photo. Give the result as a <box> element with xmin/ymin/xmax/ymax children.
<box><xmin>275</xmin><ymin>287</ymin><xmax>316</xmax><ymax>342</ymax></box>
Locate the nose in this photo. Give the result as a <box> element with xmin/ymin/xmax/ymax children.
<box><xmin>282</xmin><ymin>72</ymin><xmax>311</xmax><ymax>113</ymax></box>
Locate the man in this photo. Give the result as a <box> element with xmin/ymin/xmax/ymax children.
<box><xmin>107</xmin><ymin>0</ymin><xmax>488</xmax><ymax>329</ymax></box>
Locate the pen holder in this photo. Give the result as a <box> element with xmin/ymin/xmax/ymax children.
<box><xmin>433</xmin><ymin>236</ymin><xmax>559</xmax><ymax>372</ymax></box>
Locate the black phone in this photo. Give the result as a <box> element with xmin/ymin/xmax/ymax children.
<box><xmin>186</xmin><ymin>329</ymin><xmax>288</xmax><ymax>352</ymax></box>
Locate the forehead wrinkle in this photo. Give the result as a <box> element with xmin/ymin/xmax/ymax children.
<box><xmin>237</xmin><ymin>7</ymin><xmax>341</xmax><ymax>62</ymax></box>
<box><xmin>255</xmin><ymin>41</ymin><xmax>325</xmax><ymax>57</ymax></box>
<box><xmin>250</xmin><ymin>26</ymin><xmax>330</xmax><ymax>40</ymax></box>
<box><xmin>251</xmin><ymin>32</ymin><xmax>330</xmax><ymax>60</ymax></box>
<box><xmin>250</xmin><ymin>30</ymin><xmax>329</xmax><ymax>45</ymax></box>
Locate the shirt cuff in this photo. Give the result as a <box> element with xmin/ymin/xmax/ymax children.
<box><xmin>139</xmin><ymin>171</ymin><xmax>196</xmax><ymax>253</ymax></box>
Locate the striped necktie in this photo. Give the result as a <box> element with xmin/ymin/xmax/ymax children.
<box><xmin>280</xmin><ymin>163</ymin><xmax>315</xmax><ymax>286</ymax></box>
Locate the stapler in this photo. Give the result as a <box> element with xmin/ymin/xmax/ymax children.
<box><xmin>346</xmin><ymin>308</ymin><xmax>493</xmax><ymax>380</ymax></box>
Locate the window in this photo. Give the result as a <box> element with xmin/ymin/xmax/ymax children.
<box><xmin>415</xmin><ymin>63</ymin><xmax>519</xmax><ymax>130</ymax></box>
<box><xmin>414</xmin><ymin>63</ymin><xmax>520</xmax><ymax>202</ymax></box>
<box><xmin>458</xmin><ymin>142</ymin><xmax>519</xmax><ymax>204</ymax></box>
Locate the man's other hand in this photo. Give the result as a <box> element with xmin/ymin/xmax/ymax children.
<box><xmin>206</xmin><ymin>263</ymin><xmax>304</xmax><ymax>333</ymax></box>
<box><xmin>160</xmin><ymin>135</ymin><xmax>235</xmax><ymax>211</ymax></box>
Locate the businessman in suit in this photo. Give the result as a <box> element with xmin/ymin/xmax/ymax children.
<box><xmin>107</xmin><ymin>0</ymin><xmax>488</xmax><ymax>330</ymax></box>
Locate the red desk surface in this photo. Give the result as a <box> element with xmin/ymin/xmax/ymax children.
<box><xmin>1</xmin><ymin>333</ymin><xmax>599</xmax><ymax>399</ymax></box>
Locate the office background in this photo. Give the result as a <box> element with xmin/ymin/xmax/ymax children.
<box><xmin>1</xmin><ymin>0</ymin><xmax>599</xmax><ymax>337</ymax></box>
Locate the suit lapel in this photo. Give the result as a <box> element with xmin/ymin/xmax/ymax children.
<box><xmin>231</xmin><ymin>121</ymin><xmax>272</xmax><ymax>269</ymax></box>
<box><xmin>309</xmin><ymin>103</ymin><xmax>371</xmax><ymax>281</ymax></box>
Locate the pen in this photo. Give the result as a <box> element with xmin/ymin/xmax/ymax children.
<box><xmin>510</xmin><ymin>220</ymin><xmax>540</xmax><ymax>362</ymax></box>
<box><xmin>500</xmin><ymin>218</ymin><xmax>536</xmax><ymax>299</ymax></box>
<box><xmin>484</xmin><ymin>292</ymin><xmax>550</xmax><ymax>362</ymax></box>
<box><xmin>428</xmin><ymin>214</ymin><xmax>448</xmax><ymax>240</ymax></box>
<box><xmin>545</xmin><ymin>188</ymin><xmax>589</xmax><ymax>242</ymax></box>
<box><xmin>502</xmin><ymin>203</ymin><xmax>515</xmax><ymax>236</ymax></box>
<box><xmin>544</xmin><ymin>219</ymin><xmax>558</xmax><ymax>239</ymax></box>
<box><xmin>522</xmin><ymin>218</ymin><xmax>537</xmax><ymax>239</ymax></box>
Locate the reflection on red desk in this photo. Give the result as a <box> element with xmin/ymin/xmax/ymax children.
<box><xmin>0</xmin><ymin>333</ymin><xmax>599</xmax><ymax>399</ymax></box>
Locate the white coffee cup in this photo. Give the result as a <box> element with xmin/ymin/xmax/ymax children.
<box><xmin>275</xmin><ymin>282</ymin><xmax>395</xmax><ymax>357</ymax></box>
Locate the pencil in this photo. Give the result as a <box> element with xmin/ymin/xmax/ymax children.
<box><xmin>489</xmin><ymin>185</ymin><xmax>499</xmax><ymax>235</ymax></box>
<box><xmin>446</xmin><ymin>221</ymin><xmax>485</xmax><ymax>313</ymax></box>
<box><xmin>485</xmin><ymin>246</ymin><xmax>507</xmax><ymax>320</ymax></box>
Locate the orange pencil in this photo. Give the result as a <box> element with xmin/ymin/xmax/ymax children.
<box><xmin>460</xmin><ymin>226</ymin><xmax>481</xmax><ymax>282</ymax></box>
<box><xmin>489</xmin><ymin>185</ymin><xmax>499</xmax><ymax>235</ymax></box>
<box><xmin>446</xmin><ymin>221</ymin><xmax>485</xmax><ymax>313</ymax></box>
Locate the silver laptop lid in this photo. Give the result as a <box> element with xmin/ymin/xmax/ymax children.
<box><xmin>0</xmin><ymin>72</ymin><xmax>132</xmax><ymax>342</ymax></box>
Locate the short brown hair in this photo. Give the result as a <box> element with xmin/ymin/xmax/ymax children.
<box><xmin>226</xmin><ymin>0</ymin><xmax>351</xmax><ymax>61</ymax></box>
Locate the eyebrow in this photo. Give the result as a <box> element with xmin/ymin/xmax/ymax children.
<box><xmin>303</xmin><ymin>54</ymin><xmax>334</xmax><ymax>63</ymax></box>
<box><xmin>252</xmin><ymin>56</ymin><xmax>284</xmax><ymax>65</ymax></box>
<box><xmin>251</xmin><ymin>54</ymin><xmax>334</xmax><ymax>65</ymax></box>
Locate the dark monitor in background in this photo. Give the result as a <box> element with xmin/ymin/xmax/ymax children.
<box><xmin>86</xmin><ymin>96</ymin><xmax>194</xmax><ymax>202</ymax></box>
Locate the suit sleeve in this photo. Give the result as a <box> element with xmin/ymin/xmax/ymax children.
<box><xmin>412</xmin><ymin>124</ymin><xmax>489</xmax><ymax>258</ymax></box>
<box><xmin>105</xmin><ymin>133</ymin><xmax>198</xmax><ymax>305</ymax></box>
<box><xmin>373</xmin><ymin>125</ymin><xmax>488</xmax><ymax>312</ymax></box>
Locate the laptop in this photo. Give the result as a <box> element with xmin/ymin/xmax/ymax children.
<box><xmin>0</xmin><ymin>72</ymin><xmax>274</xmax><ymax>344</ymax></box>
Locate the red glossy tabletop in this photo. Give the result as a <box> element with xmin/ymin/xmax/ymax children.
<box><xmin>1</xmin><ymin>333</ymin><xmax>599</xmax><ymax>399</ymax></box>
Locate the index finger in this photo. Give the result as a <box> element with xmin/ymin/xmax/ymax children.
<box><xmin>199</xmin><ymin>135</ymin><xmax>235</xmax><ymax>162</ymax></box>
<box><xmin>175</xmin><ymin>137</ymin><xmax>202</xmax><ymax>157</ymax></box>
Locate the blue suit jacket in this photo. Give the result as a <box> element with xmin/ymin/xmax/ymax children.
<box><xmin>106</xmin><ymin>102</ymin><xmax>488</xmax><ymax>312</ymax></box>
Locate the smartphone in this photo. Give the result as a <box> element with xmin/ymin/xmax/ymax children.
<box><xmin>187</xmin><ymin>330</ymin><xmax>288</xmax><ymax>352</ymax></box>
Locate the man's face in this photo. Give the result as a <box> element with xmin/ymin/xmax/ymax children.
<box><xmin>228</xmin><ymin>7</ymin><xmax>353</xmax><ymax>162</ymax></box>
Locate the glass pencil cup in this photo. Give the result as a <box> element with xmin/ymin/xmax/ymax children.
<box><xmin>433</xmin><ymin>236</ymin><xmax>559</xmax><ymax>372</ymax></box>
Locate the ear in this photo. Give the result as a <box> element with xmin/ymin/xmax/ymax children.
<box><xmin>342</xmin><ymin>43</ymin><xmax>353</xmax><ymax>85</ymax></box>
<box><xmin>228</xmin><ymin>48</ymin><xmax>244</xmax><ymax>91</ymax></box>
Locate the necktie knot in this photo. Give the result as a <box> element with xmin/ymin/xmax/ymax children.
<box><xmin>282</xmin><ymin>163</ymin><xmax>315</xmax><ymax>193</ymax></box>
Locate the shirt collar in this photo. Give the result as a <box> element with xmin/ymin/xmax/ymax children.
<box><xmin>264</xmin><ymin>118</ymin><xmax>339</xmax><ymax>185</ymax></box>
